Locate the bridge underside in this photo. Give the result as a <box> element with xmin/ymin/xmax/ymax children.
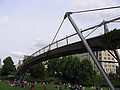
<box><xmin>17</xmin><ymin>35</ymin><xmax>120</xmax><ymax>75</ymax></box>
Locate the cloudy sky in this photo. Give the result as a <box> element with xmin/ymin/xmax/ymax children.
<box><xmin>0</xmin><ymin>0</ymin><xmax>120</xmax><ymax>64</ymax></box>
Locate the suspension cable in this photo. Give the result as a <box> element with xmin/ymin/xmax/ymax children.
<box><xmin>48</xmin><ymin>18</ymin><xmax>65</xmax><ymax>51</ymax></box>
<box><xmin>71</xmin><ymin>5</ymin><xmax>120</xmax><ymax>14</ymax></box>
<box><xmin>85</xmin><ymin>26</ymin><xmax>99</xmax><ymax>38</ymax></box>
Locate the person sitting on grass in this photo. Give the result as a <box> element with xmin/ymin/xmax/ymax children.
<box><xmin>43</xmin><ymin>85</ymin><xmax>46</xmax><ymax>90</ymax></box>
<box><xmin>30</xmin><ymin>85</ymin><xmax>34</xmax><ymax>90</ymax></box>
<box><xmin>58</xmin><ymin>85</ymin><xmax>62</xmax><ymax>90</ymax></box>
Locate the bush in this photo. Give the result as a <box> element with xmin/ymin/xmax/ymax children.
<box><xmin>44</xmin><ymin>77</ymin><xmax>62</xmax><ymax>83</ymax></box>
<box><xmin>0</xmin><ymin>76</ymin><xmax>15</xmax><ymax>81</ymax></box>
<box><xmin>24</xmin><ymin>76</ymin><xmax>42</xmax><ymax>83</ymax></box>
<box><xmin>110</xmin><ymin>77</ymin><xmax>120</xmax><ymax>87</ymax></box>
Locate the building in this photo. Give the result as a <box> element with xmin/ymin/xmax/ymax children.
<box><xmin>15</xmin><ymin>60</ymin><xmax>23</xmax><ymax>69</ymax></box>
<box><xmin>76</xmin><ymin>50</ymin><xmax>117</xmax><ymax>74</ymax></box>
<box><xmin>15</xmin><ymin>55</ymin><xmax>30</xmax><ymax>69</ymax></box>
<box><xmin>0</xmin><ymin>59</ymin><xmax>2</xmax><ymax>68</ymax></box>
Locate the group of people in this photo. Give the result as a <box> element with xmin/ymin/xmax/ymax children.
<box><xmin>63</xmin><ymin>83</ymin><xmax>84</xmax><ymax>90</ymax></box>
<box><xmin>2</xmin><ymin>80</ymin><xmax>105</xmax><ymax>90</ymax></box>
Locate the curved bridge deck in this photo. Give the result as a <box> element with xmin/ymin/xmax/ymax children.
<box><xmin>17</xmin><ymin>35</ymin><xmax>120</xmax><ymax>75</ymax></box>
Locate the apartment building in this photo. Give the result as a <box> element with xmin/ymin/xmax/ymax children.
<box><xmin>77</xmin><ymin>50</ymin><xmax>117</xmax><ymax>74</ymax></box>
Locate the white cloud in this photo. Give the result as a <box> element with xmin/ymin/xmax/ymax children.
<box><xmin>0</xmin><ymin>16</ymin><xmax>10</xmax><ymax>24</ymax></box>
<box><xmin>67</xmin><ymin>0</ymin><xmax>120</xmax><ymax>24</ymax></box>
<box><xmin>68</xmin><ymin>0</ymin><xmax>119</xmax><ymax>10</ymax></box>
<box><xmin>10</xmin><ymin>51</ymin><xmax>30</xmax><ymax>58</ymax></box>
<box><xmin>48</xmin><ymin>0</ymin><xmax>64</xmax><ymax>2</ymax></box>
<box><xmin>32</xmin><ymin>38</ymin><xmax>49</xmax><ymax>47</ymax></box>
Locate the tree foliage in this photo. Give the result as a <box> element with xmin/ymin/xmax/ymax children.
<box><xmin>47</xmin><ymin>55</ymin><xmax>96</xmax><ymax>83</ymax></box>
<box><xmin>28</xmin><ymin>63</ymin><xmax>45</xmax><ymax>79</ymax></box>
<box><xmin>102</xmin><ymin>28</ymin><xmax>120</xmax><ymax>48</ymax></box>
<box><xmin>116</xmin><ymin>66</ymin><xmax>120</xmax><ymax>77</ymax></box>
<box><xmin>1</xmin><ymin>56</ymin><xmax>16</xmax><ymax>76</ymax></box>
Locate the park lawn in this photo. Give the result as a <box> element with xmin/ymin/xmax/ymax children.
<box><xmin>0</xmin><ymin>82</ymin><xmax>70</xmax><ymax>90</ymax></box>
<box><xmin>85</xmin><ymin>87</ymin><xmax>108</xmax><ymax>90</ymax></box>
<box><xmin>0</xmin><ymin>82</ymin><xmax>119</xmax><ymax>90</ymax></box>
<box><xmin>0</xmin><ymin>82</ymin><xmax>28</xmax><ymax>90</ymax></box>
<box><xmin>85</xmin><ymin>87</ymin><xmax>120</xmax><ymax>90</ymax></box>
<box><xmin>35</xmin><ymin>84</ymin><xmax>70</xmax><ymax>90</ymax></box>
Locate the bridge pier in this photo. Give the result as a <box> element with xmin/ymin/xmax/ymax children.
<box><xmin>65</xmin><ymin>12</ymin><xmax>115</xmax><ymax>90</ymax></box>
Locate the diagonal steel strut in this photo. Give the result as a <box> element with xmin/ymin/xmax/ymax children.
<box><xmin>65</xmin><ymin>12</ymin><xmax>115</xmax><ymax>90</ymax></box>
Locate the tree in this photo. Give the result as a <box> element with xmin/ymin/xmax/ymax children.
<box><xmin>47</xmin><ymin>56</ymin><xmax>96</xmax><ymax>83</ymax></box>
<box><xmin>116</xmin><ymin>66</ymin><xmax>120</xmax><ymax>77</ymax></box>
<box><xmin>28</xmin><ymin>63</ymin><xmax>45</xmax><ymax>79</ymax></box>
<box><xmin>102</xmin><ymin>28</ymin><xmax>120</xmax><ymax>48</ymax></box>
<box><xmin>47</xmin><ymin>58</ymin><xmax>61</xmax><ymax>76</ymax></box>
<box><xmin>80</xmin><ymin>59</ymin><xmax>96</xmax><ymax>82</ymax></box>
<box><xmin>1</xmin><ymin>56</ymin><xmax>16</xmax><ymax>76</ymax></box>
<box><xmin>0</xmin><ymin>68</ymin><xmax>2</xmax><ymax>76</ymax></box>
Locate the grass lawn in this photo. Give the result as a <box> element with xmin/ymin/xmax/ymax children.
<box><xmin>0</xmin><ymin>82</ymin><xmax>119</xmax><ymax>90</ymax></box>
<box><xmin>0</xmin><ymin>82</ymin><xmax>70</xmax><ymax>90</ymax></box>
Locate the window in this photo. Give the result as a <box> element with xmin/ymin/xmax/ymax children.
<box><xmin>104</xmin><ymin>57</ymin><xmax>106</xmax><ymax>60</ymax></box>
<box><xmin>104</xmin><ymin>65</ymin><xmax>107</xmax><ymax>67</ymax></box>
<box><xmin>99</xmin><ymin>57</ymin><xmax>102</xmax><ymax>60</ymax></box>
<box><xmin>108</xmin><ymin>65</ymin><xmax>111</xmax><ymax>67</ymax></box>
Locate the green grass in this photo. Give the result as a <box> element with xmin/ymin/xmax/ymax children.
<box><xmin>0</xmin><ymin>83</ymin><xmax>27</xmax><ymax>90</ymax></box>
<box><xmin>0</xmin><ymin>82</ymin><xmax>70</xmax><ymax>90</ymax></box>
<box><xmin>34</xmin><ymin>84</ymin><xmax>70</xmax><ymax>90</ymax></box>
<box><xmin>0</xmin><ymin>82</ymin><xmax>119</xmax><ymax>90</ymax></box>
<box><xmin>0</xmin><ymin>82</ymin><xmax>30</xmax><ymax>90</ymax></box>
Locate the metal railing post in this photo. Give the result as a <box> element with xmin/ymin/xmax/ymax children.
<box><xmin>65</xmin><ymin>12</ymin><xmax>115</xmax><ymax>90</ymax></box>
<box><xmin>66</xmin><ymin>35</ymin><xmax>68</xmax><ymax>45</ymax></box>
<box><xmin>56</xmin><ymin>41</ymin><xmax>58</xmax><ymax>48</ymax></box>
<box><xmin>39</xmin><ymin>51</ymin><xmax>41</xmax><ymax>55</ymax></box>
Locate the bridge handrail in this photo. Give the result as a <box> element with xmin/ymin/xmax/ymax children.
<box><xmin>31</xmin><ymin>16</ymin><xmax>120</xmax><ymax>58</ymax></box>
<box><xmin>31</xmin><ymin>33</ymin><xmax>78</xmax><ymax>56</ymax></box>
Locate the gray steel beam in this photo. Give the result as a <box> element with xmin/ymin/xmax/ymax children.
<box><xmin>114</xmin><ymin>50</ymin><xmax>120</xmax><ymax>66</ymax></box>
<box><xmin>66</xmin><ymin>12</ymin><xmax>115</xmax><ymax>90</ymax></box>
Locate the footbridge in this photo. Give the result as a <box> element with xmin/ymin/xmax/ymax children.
<box><xmin>17</xmin><ymin>6</ymin><xmax>120</xmax><ymax>90</ymax></box>
<box><xmin>17</xmin><ymin>33</ymin><xmax>120</xmax><ymax>75</ymax></box>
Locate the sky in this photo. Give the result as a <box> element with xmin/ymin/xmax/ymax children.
<box><xmin>0</xmin><ymin>0</ymin><xmax>120</xmax><ymax>65</ymax></box>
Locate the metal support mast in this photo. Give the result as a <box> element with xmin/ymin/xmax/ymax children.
<box><xmin>114</xmin><ymin>50</ymin><xmax>120</xmax><ymax>66</ymax></box>
<box><xmin>103</xmin><ymin>21</ymin><xmax>120</xmax><ymax>66</ymax></box>
<box><xmin>65</xmin><ymin>12</ymin><xmax>115</xmax><ymax>90</ymax></box>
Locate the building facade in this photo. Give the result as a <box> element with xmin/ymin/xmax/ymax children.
<box><xmin>77</xmin><ymin>50</ymin><xmax>117</xmax><ymax>74</ymax></box>
<box><xmin>15</xmin><ymin>60</ymin><xmax>23</xmax><ymax>69</ymax></box>
<box><xmin>0</xmin><ymin>59</ymin><xmax>2</xmax><ymax>68</ymax></box>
